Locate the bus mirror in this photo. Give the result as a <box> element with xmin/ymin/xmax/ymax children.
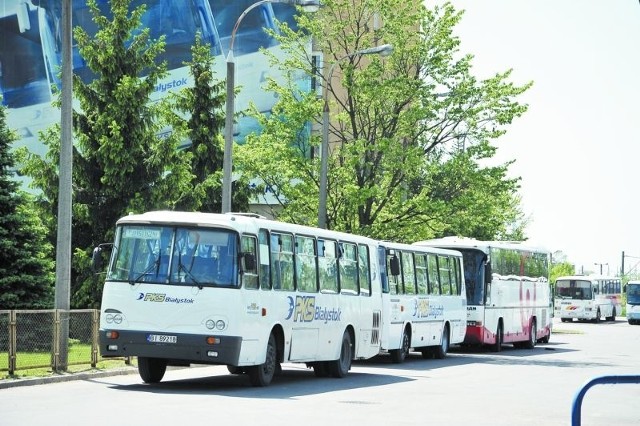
<box><xmin>623</xmin><ymin>285</ymin><xmax>627</xmax><ymax>293</ymax></box>
<box><xmin>389</xmin><ymin>255</ymin><xmax>400</xmax><ymax>276</ymax></box>
<box><xmin>242</xmin><ymin>252</ymin><xmax>256</xmax><ymax>272</ymax></box>
<box><xmin>593</xmin><ymin>286</ymin><xmax>598</xmax><ymax>294</ymax></box>
<box><xmin>91</xmin><ymin>243</ymin><xmax>113</xmax><ymax>273</ymax></box>
<box><xmin>91</xmin><ymin>247</ymin><xmax>103</xmax><ymax>272</ymax></box>
<box><xmin>484</xmin><ymin>262</ymin><xmax>492</xmax><ymax>285</ymax></box>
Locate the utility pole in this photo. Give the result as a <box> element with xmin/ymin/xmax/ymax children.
<box><xmin>55</xmin><ymin>0</ymin><xmax>73</xmax><ymax>371</ymax></box>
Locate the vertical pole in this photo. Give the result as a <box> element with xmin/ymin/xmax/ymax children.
<box><xmin>621</xmin><ymin>251</ymin><xmax>625</xmax><ymax>276</ymax></box>
<box><xmin>55</xmin><ymin>0</ymin><xmax>73</xmax><ymax>371</ymax></box>
<box><xmin>221</xmin><ymin>52</ymin><xmax>235</xmax><ymax>213</ymax></box>
<box><xmin>8</xmin><ymin>310</ymin><xmax>17</xmax><ymax>374</ymax></box>
<box><xmin>318</xmin><ymin>100</ymin><xmax>329</xmax><ymax>228</ymax></box>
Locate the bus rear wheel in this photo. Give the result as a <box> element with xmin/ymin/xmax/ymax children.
<box><xmin>138</xmin><ymin>357</ymin><xmax>167</xmax><ymax>383</ymax></box>
<box><xmin>312</xmin><ymin>361</ymin><xmax>330</xmax><ymax>377</ymax></box>
<box><xmin>433</xmin><ymin>324</ymin><xmax>450</xmax><ymax>359</ymax></box>
<box><xmin>329</xmin><ymin>330</ymin><xmax>352</xmax><ymax>378</ymax></box>
<box><xmin>248</xmin><ymin>333</ymin><xmax>277</xmax><ymax>387</ymax></box>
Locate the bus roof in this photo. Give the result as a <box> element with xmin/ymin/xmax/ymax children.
<box><xmin>116</xmin><ymin>210</ymin><xmax>378</xmax><ymax>245</ymax></box>
<box><xmin>555</xmin><ymin>275</ymin><xmax>620</xmax><ymax>281</ymax></box>
<box><xmin>413</xmin><ymin>236</ymin><xmax>549</xmax><ymax>255</ymax></box>
<box><xmin>381</xmin><ymin>240</ymin><xmax>463</xmax><ymax>257</ymax></box>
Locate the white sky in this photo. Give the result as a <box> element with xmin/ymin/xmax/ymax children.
<box><xmin>433</xmin><ymin>0</ymin><xmax>640</xmax><ymax>275</ymax></box>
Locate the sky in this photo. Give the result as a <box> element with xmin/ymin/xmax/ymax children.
<box><xmin>433</xmin><ymin>0</ymin><xmax>640</xmax><ymax>275</ymax></box>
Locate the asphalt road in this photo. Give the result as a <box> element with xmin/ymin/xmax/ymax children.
<box><xmin>1</xmin><ymin>317</ymin><xmax>639</xmax><ymax>426</ymax></box>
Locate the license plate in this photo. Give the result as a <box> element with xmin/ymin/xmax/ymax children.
<box><xmin>147</xmin><ymin>334</ymin><xmax>177</xmax><ymax>343</ymax></box>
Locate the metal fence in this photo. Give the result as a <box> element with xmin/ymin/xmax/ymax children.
<box><xmin>0</xmin><ymin>309</ymin><xmax>129</xmax><ymax>375</ymax></box>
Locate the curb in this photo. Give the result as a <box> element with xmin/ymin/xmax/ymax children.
<box><xmin>0</xmin><ymin>367</ymin><xmax>139</xmax><ymax>390</ymax></box>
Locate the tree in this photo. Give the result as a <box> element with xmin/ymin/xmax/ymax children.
<box><xmin>18</xmin><ymin>0</ymin><xmax>191</xmax><ymax>308</ymax></box>
<box><xmin>239</xmin><ymin>0</ymin><xmax>530</xmax><ymax>242</ymax></box>
<box><xmin>169</xmin><ymin>34</ymin><xmax>256</xmax><ymax>212</ymax></box>
<box><xmin>0</xmin><ymin>102</ymin><xmax>54</xmax><ymax>309</ymax></box>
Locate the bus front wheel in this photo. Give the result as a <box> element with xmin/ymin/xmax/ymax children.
<box><xmin>390</xmin><ymin>328</ymin><xmax>410</xmax><ymax>363</ymax></box>
<box><xmin>594</xmin><ymin>309</ymin><xmax>601</xmax><ymax>323</ymax></box>
<box><xmin>138</xmin><ymin>357</ymin><xmax>167</xmax><ymax>384</ymax></box>
<box><xmin>248</xmin><ymin>333</ymin><xmax>277</xmax><ymax>387</ymax></box>
<box><xmin>491</xmin><ymin>324</ymin><xmax>503</xmax><ymax>352</ymax></box>
<box><xmin>524</xmin><ymin>319</ymin><xmax>537</xmax><ymax>349</ymax></box>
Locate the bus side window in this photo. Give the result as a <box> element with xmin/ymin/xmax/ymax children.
<box><xmin>339</xmin><ymin>242</ymin><xmax>358</xmax><ymax>295</ymax></box>
<box><xmin>358</xmin><ymin>244</ymin><xmax>371</xmax><ymax>296</ymax></box>
<box><xmin>295</xmin><ymin>235</ymin><xmax>317</xmax><ymax>293</ymax></box>
<box><xmin>415</xmin><ymin>254</ymin><xmax>428</xmax><ymax>295</ymax></box>
<box><xmin>402</xmin><ymin>251</ymin><xmax>416</xmax><ymax>295</ymax></box>
<box><xmin>258</xmin><ymin>229</ymin><xmax>271</xmax><ymax>290</ymax></box>
<box><xmin>271</xmin><ymin>233</ymin><xmax>294</xmax><ymax>291</ymax></box>
<box><xmin>427</xmin><ymin>254</ymin><xmax>440</xmax><ymax>295</ymax></box>
<box><xmin>318</xmin><ymin>239</ymin><xmax>338</xmax><ymax>293</ymax></box>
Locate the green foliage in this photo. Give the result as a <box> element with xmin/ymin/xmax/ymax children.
<box><xmin>239</xmin><ymin>0</ymin><xmax>531</xmax><ymax>242</ymax></box>
<box><xmin>0</xmin><ymin>102</ymin><xmax>54</xmax><ymax>309</ymax></box>
<box><xmin>17</xmin><ymin>0</ymin><xmax>191</xmax><ymax>308</ymax></box>
<box><xmin>169</xmin><ymin>34</ymin><xmax>255</xmax><ymax>212</ymax></box>
<box><xmin>550</xmin><ymin>261</ymin><xmax>575</xmax><ymax>284</ymax></box>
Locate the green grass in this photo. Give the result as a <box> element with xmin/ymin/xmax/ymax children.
<box><xmin>1</xmin><ymin>342</ymin><xmax>134</xmax><ymax>380</ymax></box>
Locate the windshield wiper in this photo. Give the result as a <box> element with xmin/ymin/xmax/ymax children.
<box><xmin>129</xmin><ymin>256</ymin><xmax>161</xmax><ymax>285</ymax></box>
<box><xmin>177</xmin><ymin>260</ymin><xmax>202</xmax><ymax>289</ymax></box>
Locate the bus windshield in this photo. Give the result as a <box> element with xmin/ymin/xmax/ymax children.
<box><xmin>108</xmin><ymin>225</ymin><xmax>238</xmax><ymax>287</ymax></box>
<box><xmin>459</xmin><ymin>249</ymin><xmax>486</xmax><ymax>306</ymax></box>
<box><xmin>555</xmin><ymin>279</ymin><xmax>593</xmax><ymax>300</ymax></box>
<box><xmin>628</xmin><ymin>284</ymin><xmax>640</xmax><ymax>304</ymax></box>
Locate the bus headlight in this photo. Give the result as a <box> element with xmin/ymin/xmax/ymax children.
<box><xmin>205</xmin><ymin>318</ymin><xmax>228</xmax><ymax>331</ymax></box>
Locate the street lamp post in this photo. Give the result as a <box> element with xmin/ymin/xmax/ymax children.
<box><xmin>317</xmin><ymin>44</ymin><xmax>393</xmax><ymax>228</ymax></box>
<box><xmin>221</xmin><ymin>0</ymin><xmax>320</xmax><ymax>214</ymax></box>
<box><xmin>594</xmin><ymin>262</ymin><xmax>609</xmax><ymax>275</ymax></box>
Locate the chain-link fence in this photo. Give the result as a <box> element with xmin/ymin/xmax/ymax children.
<box><xmin>0</xmin><ymin>309</ymin><xmax>129</xmax><ymax>375</ymax></box>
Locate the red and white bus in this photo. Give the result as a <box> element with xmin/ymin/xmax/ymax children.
<box><xmin>413</xmin><ymin>237</ymin><xmax>552</xmax><ymax>351</ymax></box>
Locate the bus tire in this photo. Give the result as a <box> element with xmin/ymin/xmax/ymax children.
<box><xmin>329</xmin><ymin>330</ymin><xmax>352</xmax><ymax>378</ymax></box>
<box><xmin>248</xmin><ymin>333</ymin><xmax>277</xmax><ymax>387</ymax></box>
<box><xmin>138</xmin><ymin>357</ymin><xmax>167</xmax><ymax>384</ymax></box>
<box><xmin>594</xmin><ymin>309</ymin><xmax>601</xmax><ymax>323</ymax></box>
<box><xmin>539</xmin><ymin>328</ymin><xmax>551</xmax><ymax>344</ymax></box>
<box><xmin>420</xmin><ymin>348</ymin><xmax>434</xmax><ymax>359</ymax></box>
<box><xmin>312</xmin><ymin>361</ymin><xmax>331</xmax><ymax>378</ymax></box>
<box><xmin>433</xmin><ymin>324</ymin><xmax>450</xmax><ymax>359</ymax></box>
<box><xmin>390</xmin><ymin>328</ymin><xmax>410</xmax><ymax>363</ymax></box>
<box><xmin>227</xmin><ymin>365</ymin><xmax>245</xmax><ymax>375</ymax></box>
<box><xmin>491</xmin><ymin>323</ymin><xmax>503</xmax><ymax>352</ymax></box>
<box><xmin>524</xmin><ymin>319</ymin><xmax>537</xmax><ymax>349</ymax></box>
<box><xmin>607</xmin><ymin>308</ymin><xmax>616</xmax><ymax>322</ymax></box>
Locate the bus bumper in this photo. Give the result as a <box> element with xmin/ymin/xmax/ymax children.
<box><xmin>463</xmin><ymin>324</ymin><xmax>484</xmax><ymax>345</ymax></box>
<box><xmin>99</xmin><ymin>329</ymin><xmax>242</xmax><ymax>365</ymax></box>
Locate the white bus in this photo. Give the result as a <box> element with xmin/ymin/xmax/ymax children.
<box><xmin>94</xmin><ymin>211</ymin><xmax>383</xmax><ymax>386</ymax></box>
<box><xmin>413</xmin><ymin>237</ymin><xmax>552</xmax><ymax>351</ymax></box>
<box><xmin>626</xmin><ymin>281</ymin><xmax>640</xmax><ymax>325</ymax></box>
<box><xmin>377</xmin><ymin>241</ymin><xmax>466</xmax><ymax>362</ymax></box>
<box><xmin>554</xmin><ymin>275</ymin><xmax>622</xmax><ymax>323</ymax></box>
